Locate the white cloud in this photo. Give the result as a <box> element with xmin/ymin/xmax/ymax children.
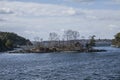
<box><xmin>109</xmin><ymin>24</ymin><xmax>119</xmax><ymax>30</ymax></box>
<box><xmin>109</xmin><ymin>24</ymin><xmax>118</xmax><ymax>28</ymax></box>
<box><xmin>0</xmin><ymin>8</ymin><xmax>14</xmax><ymax>14</ymax></box>
<box><xmin>0</xmin><ymin>0</ymin><xmax>120</xmax><ymax>40</ymax></box>
<box><xmin>0</xmin><ymin>1</ymin><xmax>78</xmax><ymax>16</ymax></box>
<box><xmin>1</xmin><ymin>1</ymin><xmax>120</xmax><ymax>20</ymax></box>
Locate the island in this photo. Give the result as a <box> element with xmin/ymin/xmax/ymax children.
<box><xmin>0</xmin><ymin>30</ymin><xmax>109</xmax><ymax>53</ymax></box>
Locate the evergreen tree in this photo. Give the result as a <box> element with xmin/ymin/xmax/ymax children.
<box><xmin>113</xmin><ymin>32</ymin><xmax>120</xmax><ymax>47</ymax></box>
<box><xmin>5</xmin><ymin>40</ymin><xmax>13</xmax><ymax>49</ymax></box>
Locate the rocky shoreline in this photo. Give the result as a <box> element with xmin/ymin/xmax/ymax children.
<box><xmin>8</xmin><ymin>48</ymin><xmax>106</xmax><ymax>53</ymax></box>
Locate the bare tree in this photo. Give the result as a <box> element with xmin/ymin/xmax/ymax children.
<box><xmin>63</xmin><ymin>30</ymin><xmax>73</xmax><ymax>41</ymax></box>
<box><xmin>49</xmin><ymin>32</ymin><xmax>59</xmax><ymax>41</ymax></box>
<box><xmin>63</xmin><ymin>30</ymin><xmax>80</xmax><ymax>50</ymax></box>
<box><xmin>63</xmin><ymin>30</ymin><xmax>80</xmax><ymax>41</ymax></box>
<box><xmin>49</xmin><ymin>32</ymin><xmax>60</xmax><ymax>47</ymax></box>
<box><xmin>73</xmin><ymin>31</ymin><xmax>80</xmax><ymax>40</ymax></box>
<box><xmin>34</xmin><ymin>37</ymin><xmax>43</xmax><ymax>48</ymax></box>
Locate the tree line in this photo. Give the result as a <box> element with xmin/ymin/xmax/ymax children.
<box><xmin>0</xmin><ymin>32</ymin><xmax>31</xmax><ymax>52</ymax></box>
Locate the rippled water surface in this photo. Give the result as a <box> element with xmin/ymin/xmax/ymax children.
<box><xmin>0</xmin><ymin>47</ymin><xmax>120</xmax><ymax>80</ymax></box>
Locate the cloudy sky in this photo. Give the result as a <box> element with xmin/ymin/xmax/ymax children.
<box><xmin>0</xmin><ymin>0</ymin><xmax>120</xmax><ymax>40</ymax></box>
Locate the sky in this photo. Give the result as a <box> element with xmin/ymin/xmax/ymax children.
<box><xmin>0</xmin><ymin>0</ymin><xmax>120</xmax><ymax>40</ymax></box>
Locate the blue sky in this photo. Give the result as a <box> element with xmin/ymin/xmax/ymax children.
<box><xmin>0</xmin><ymin>0</ymin><xmax>120</xmax><ymax>40</ymax></box>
